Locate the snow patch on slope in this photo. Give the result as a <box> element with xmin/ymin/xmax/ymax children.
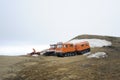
<box><xmin>83</xmin><ymin>52</ymin><xmax>91</xmax><ymax>56</ymax></box>
<box><xmin>87</xmin><ymin>52</ymin><xmax>108</xmax><ymax>58</ymax></box>
<box><xmin>69</xmin><ymin>39</ymin><xmax>112</xmax><ymax>48</ymax></box>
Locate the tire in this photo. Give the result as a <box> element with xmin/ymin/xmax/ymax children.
<box><xmin>71</xmin><ymin>53</ymin><xmax>74</xmax><ymax>56</ymax></box>
<box><xmin>64</xmin><ymin>54</ymin><xmax>67</xmax><ymax>57</ymax></box>
<box><xmin>68</xmin><ymin>53</ymin><xmax>70</xmax><ymax>56</ymax></box>
<box><xmin>70</xmin><ymin>53</ymin><xmax>72</xmax><ymax>56</ymax></box>
<box><xmin>75</xmin><ymin>52</ymin><xmax>77</xmax><ymax>55</ymax></box>
<box><xmin>72</xmin><ymin>53</ymin><xmax>74</xmax><ymax>56</ymax></box>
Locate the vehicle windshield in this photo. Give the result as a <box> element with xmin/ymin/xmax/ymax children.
<box><xmin>57</xmin><ymin>44</ymin><xmax>63</xmax><ymax>48</ymax></box>
<box><xmin>50</xmin><ymin>45</ymin><xmax>56</xmax><ymax>49</ymax></box>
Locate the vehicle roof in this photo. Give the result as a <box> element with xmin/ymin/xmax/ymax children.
<box><xmin>75</xmin><ymin>41</ymin><xmax>89</xmax><ymax>44</ymax></box>
<box><xmin>56</xmin><ymin>41</ymin><xmax>89</xmax><ymax>45</ymax></box>
<box><xmin>65</xmin><ymin>41</ymin><xmax>89</xmax><ymax>45</ymax></box>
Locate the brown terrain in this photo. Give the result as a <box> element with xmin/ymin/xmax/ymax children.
<box><xmin>0</xmin><ymin>35</ymin><xmax>120</xmax><ymax>80</ymax></box>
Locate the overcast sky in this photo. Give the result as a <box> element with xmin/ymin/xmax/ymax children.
<box><xmin>0</xmin><ymin>0</ymin><xmax>120</xmax><ymax>45</ymax></box>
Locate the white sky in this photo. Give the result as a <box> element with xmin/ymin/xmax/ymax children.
<box><xmin>0</xmin><ymin>0</ymin><xmax>120</xmax><ymax>45</ymax></box>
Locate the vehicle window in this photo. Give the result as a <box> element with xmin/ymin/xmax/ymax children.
<box><xmin>50</xmin><ymin>45</ymin><xmax>56</xmax><ymax>48</ymax></box>
<box><xmin>64</xmin><ymin>45</ymin><xmax>68</xmax><ymax>48</ymax></box>
<box><xmin>63</xmin><ymin>45</ymin><xmax>66</xmax><ymax>48</ymax></box>
<box><xmin>86</xmin><ymin>44</ymin><xmax>88</xmax><ymax>46</ymax></box>
<box><xmin>70</xmin><ymin>44</ymin><xmax>73</xmax><ymax>47</ymax></box>
<box><xmin>81</xmin><ymin>44</ymin><xmax>84</xmax><ymax>47</ymax></box>
<box><xmin>57</xmin><ymin>44</ymin><xmax>62</xmax><ymax>48</ymax></box>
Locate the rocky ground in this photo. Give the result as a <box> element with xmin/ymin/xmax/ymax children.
<box><xmin>0</xmin><ymin>35</ymin><xmax>120</xmax><ymax>80</ymax></box>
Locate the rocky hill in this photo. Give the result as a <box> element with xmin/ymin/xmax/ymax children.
<box><xmin>1</xmin><ymin>35</ymin><xmax>120</xmax><ymax>80</ymax></box>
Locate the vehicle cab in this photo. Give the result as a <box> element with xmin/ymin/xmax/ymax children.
<box><xmin>55</xmin><ymin>42</ymin><xmax>76</xmax><ymax>56</ymax></box>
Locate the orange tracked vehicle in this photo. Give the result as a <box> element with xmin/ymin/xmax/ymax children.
<box><xmin>55</xmin><ymin>41</ymin><xmax>90</xmax><ymax>57</ymax></box>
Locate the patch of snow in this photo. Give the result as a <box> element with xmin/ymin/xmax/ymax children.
<box><xmin>32</xmin><ymin>54</ymin><xmax>39</xmax><ymax>57</ymax></box>
<box><xmin>69</xmin><ymin>39</ymin><xmax>112</xmax><ymax>48</ymax></box>
<box><xmin>83</xmin><ymin>52</ymin><xmax>91</xmax><ymax>56</ymax></box>
<box><xmin>87</xmin><ymin>52</ymin><xmax>108</xmax><ymax>59</ymax></box>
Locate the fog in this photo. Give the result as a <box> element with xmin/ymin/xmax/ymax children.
<box><xmin>0</xmin><ymin>0</ymin><xmax>120</xmax><ymax>55</ymax></box>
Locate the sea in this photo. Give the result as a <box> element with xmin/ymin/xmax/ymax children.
<box><xmin>0</xmin><ymin>45</ymin><xmax>49</xmax><ymax>56</ymax></box>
